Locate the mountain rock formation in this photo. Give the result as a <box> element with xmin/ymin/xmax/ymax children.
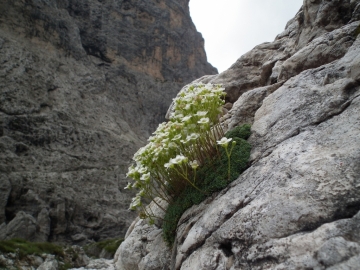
<box><xmin>115</xmin><ymin>0</ymin><xmax>360</xmax><ymax>269</ymax></box>
<box><xmin>0</xmin><ymin>0</ymin><xmax>216</xmax><ymax>244</ymax></box>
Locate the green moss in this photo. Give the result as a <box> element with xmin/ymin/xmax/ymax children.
<box><xmin>0</xmin><ymin>238</ymin><xmax>65</xmax><ymax>259</ymax></box>
<box><xmin>225</xmin><ymin>123</ymin><xmax>251</xmax><ymax>140</ymax></box>
<box><xmin>162</xmin><ymin>124</ymin><xmax>252</xmax><ymax>246</ymax></box>
<box><xmin>99</xmin><ymin>238</ymin><xmax>124</xmax><ymax>254</ymax></box>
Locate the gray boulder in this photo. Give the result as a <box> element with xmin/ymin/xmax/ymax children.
<box><xmin>38</xmin><ymin>255</ymin><xmax>59</xmax><ymax>270</ymax></box>
<box><xmin>114</xmin><ymin>199</ymin><xmax>170</xmax><ymax>270</ymax></box>
<box><xmin>0</xmin><ymin>211</ymin><xmax>37</xmax><ymax>241</ymax></box>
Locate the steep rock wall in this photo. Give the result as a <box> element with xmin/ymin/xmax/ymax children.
<box><xmin>0</xmin><ymin>0</ymin><xmax>217</xmax><ymax>244</ymax></box>
<box><xmin>115</xmin><ymin>0</ymin><xmax>360</xmax><ymax>269</ymax></box>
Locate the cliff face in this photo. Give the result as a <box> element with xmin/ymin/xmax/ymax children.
<box><xmin>0</xmin><ymin>0</ymin><xmax>217</xmax><ymax>244</ymax></box>
<box><xmin>115</xmin><ymin>0</ymin><xmax>360</xmax><ymax>269</ymax></box>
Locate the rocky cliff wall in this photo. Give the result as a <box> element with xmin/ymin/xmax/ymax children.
<box><xmin>0</xmin><ymin>0</ymin><xmax>217</xmax><ymax>244</ymax></box>
<box><xmin>115</xmin><ymin>0</ymin><xmax>360</xmax><ymax>269</ymax></box>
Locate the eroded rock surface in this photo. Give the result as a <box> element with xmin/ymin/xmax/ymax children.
<box><xmin>0</xmin><ymin>0</ymin><xmax>216</xmax><ymax>244</ymax></box>
<box><xmin>117</xmin><ymin>1</ymin><xmax>360</xmax><ymax>269</ymax></box>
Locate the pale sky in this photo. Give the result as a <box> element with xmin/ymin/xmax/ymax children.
<box><xmin>189</xmin><ymin>0</ymin><xmax>304</xmax><ymax>73</ymax></box>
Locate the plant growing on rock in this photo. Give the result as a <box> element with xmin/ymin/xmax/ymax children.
<box><xmin>125</xmin><ymin>83</ymin><xmax>252</xmax><ymax>241</ymax></box>
<box><xmin>125</xmin><ymin>83</ymin><xmax>226</xmax><ymax>218</ymax></box>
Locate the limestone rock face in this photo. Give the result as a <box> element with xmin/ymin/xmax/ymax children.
<box><xmin>0</xmin><ymin>0</ymin><xmax>216</xmax><ymax>244</ymax></box>
<box><xmin>117</xmin><ymin>1</ymin><xmax>360</xmax><ymax>269</ymax></box>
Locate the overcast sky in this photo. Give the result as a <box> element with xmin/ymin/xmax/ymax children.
<box><xmin>189</xmin><ymin>0</ymin><xmax>304</xmax><ymax>73</ymax></box>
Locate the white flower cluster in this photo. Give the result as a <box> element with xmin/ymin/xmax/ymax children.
<box><xmin>125</xmin><ymin>83</ymin><xmax>226</xmax><ymax>212</ymax></box>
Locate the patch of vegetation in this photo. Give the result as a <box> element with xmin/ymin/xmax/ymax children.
<box><xmin>224</xmin><ymin>124</ymin><xmax>251</xmax><ymax>141</ymax></box>
<box><xmin>59</xmin><ymin>262</ymin><xmax>72</xmax><ymax>270</ymax></box>
<box><xmin>0</xmin><ymin>238</ymin><xmax>64</xmax><ymax>259</ymax></box>
<box><xmin>125</xmin><ymin>83</ymin><xmax>252</xmax><ymax>246</ymax></box>
<box><xmin>84</xmin><ymin>238</ymin><xmax>124</xmax><ymax>258</ymax></box>
<box><xmin>162</xmin><ymin>124</ymin><xmax>252</xmax><ymax>246</ymax></box>
<box><xmin>0</xmin><ymin>239</ymin><xmax>79</xmax><ymax>269</ymax></box>
<box><xmin>355</xmin><ymin>24</ymin><xmax>360</xmax><ymax>37</ymax></box>
<box><xmin>125</xmin><ymin>83</ymin><xmax>227</xmax><ymax>219</ymax></box>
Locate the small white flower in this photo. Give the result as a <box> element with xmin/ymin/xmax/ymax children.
<box><xmin>196</xmin><ymin>111</ymin><xmax>208</xmax><ymax>117</ymax></box>
<box><xmin>198</xmin><ymin>117</ymin><xmax>210</xmax><ymax>124</ymax></box>
<box><xmin>133</xmin><ymin>146</ymin><xmax>146</xmax><ymax>160</ymax></box>
<box><xmin>129</xmin><ymin>196</ymin><xmax>142</xmax><ymax>210</ymax></box>
<box><xmin>181</xmin><ymin>115</ymin><xmax>192</xmax><ymax>122</ymax></box>
<box><xmin>173</xmin><ymin>122</ymin><xmax>184</xmax><ymax>129</ymax></box>
<box><xmin>124</xmin><ymin>182</ymin><xmax>133</xmax><ymax>190</ymax></box>
<box><xmin>172</xmin><ymin>134</ymin><xmax>182</xmax><ymax>141</ymax></box>
<box><xmin>186</xmin><ymin>133</ymin><xmax>199</xmax><ymax>142</ymax></box>
<box><xmin>140</xmin><ymin>172</ymin><xmax>150</xmax><ymax>182</ymax></box>
<box><xmin>138</xmin><ymin>166</ymin><xmax>147</xmax><ymax>174</ymax></box>
<box><xmin>189</xmin><ymin>160</ymin><xmax>199</xmax><ymax>169</ymax></box>
<box><xmin>126</xmin><ymin>166</ymin><xmax>136</xmax><ymax>178</ymax></box>
<box><xmin>175</xmin><ymin>113</ymin><xmax>184</xmax><ymax>119</ymax></box>
<box><xmin>217</xmin><ymin>137</ymin><xmax>232</xmax><ymax>147</ymax></box>
<box><xmin>164</xmin><ymin>162</ymin><xmax>174</xmax><ymax>169</ymax></box>
<box><xmin>170</xmin><ymin>154</ymin><xmax>188</xmax><ymax>165</ymax></box>
<box><xmin>160</xmin><ymin>132</ymin><xmax>170</xmax><ymax>138</ymax></box>
<box><xmin>168</xmin><ymin>142</ymin><xmax>177</xmax><ymax>149</ymax></box>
